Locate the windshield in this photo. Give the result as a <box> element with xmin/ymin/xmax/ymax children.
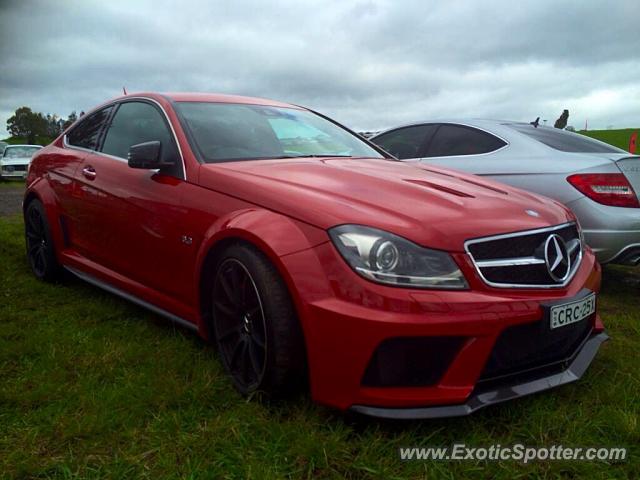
<box><xmin>3</xmin><ymin>146</ymin><xmax>41</xmax><ymax>158</ymax></box>
<box><xmin>507</xmin><ymin>123</ymin><xmax>625</xmax><ymax>153</ymax></box>
<box><xmin>175</xmin><ymin>102</ymin><xmax>384</xmax><ymax>163</ymax></box>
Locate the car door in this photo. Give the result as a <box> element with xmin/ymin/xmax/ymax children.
<box><xmin>54</xmin><ymin>106</ymin><xmax>114</xmax><ymax>254</ymax></box>
<box><xmin>418</xmin><ymin>123</ymin><xmax>508</xmax><ymax>174</ymax></box>
<box><xmin>74</xmin><ymin>100</ymin><xmax>195</xmax><ymax>306</ymax></box>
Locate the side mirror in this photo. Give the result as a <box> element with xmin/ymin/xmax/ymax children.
<box><xmin>128</xmin><ymin>141</ymin><xmax>164</xmax><ymax>169</ymax></box>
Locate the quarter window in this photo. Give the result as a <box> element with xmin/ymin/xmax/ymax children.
<box><xmin>66</xmin><ymin>107</ymin><xmax>113</xmax><ymax>150</ymax></box>
<box><xmin>425</xmin><ymin>125</ymin><xmax>506</xmax><ymax>157</ymax></box>
<box><xmin>102</xmin><ymin>102</ymin><xmax>177</xmax><ymax>161</ymax></box>
<box><xmin>373</xmin><ymin>125</ymin><xmax>438</xmax><ymax>159</ymax></box>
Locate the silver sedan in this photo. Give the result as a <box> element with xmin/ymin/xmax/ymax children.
<box><xmin>370</xmin><ymin>120</ymin><xmax>640</xmax><ymax>265</ymax></box>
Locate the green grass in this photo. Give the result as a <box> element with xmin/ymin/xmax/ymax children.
<box><xmin>0</xmin><ymin>215</ymin><xmax>638</xmax><ymax>479</ymax></box>
<box><xmin>0</xmin><ymin>181</ymin><xmax>26</xmax><ymax>188</ymax></box>
<box><xmin>579</xmin><ymin>129</ymin><xmax>639</xmax><ymax>152</ymax></box>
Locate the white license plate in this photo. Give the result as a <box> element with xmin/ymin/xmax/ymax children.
<box><xmin>550</xmin><ymin>293</ymin><xmax>596</xmax><ymax>329</ymax></box>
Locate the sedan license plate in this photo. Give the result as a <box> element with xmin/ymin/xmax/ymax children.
<box><xmin>550</xmin><ymin>293</ymin><xmax>596</xmax><ymax>330</ymax></box>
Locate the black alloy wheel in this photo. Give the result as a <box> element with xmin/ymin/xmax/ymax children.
<box><xmin>24</xmin><ymin>200</ymin><xmax>60</xmax><ymax>281</ymax></box>
<box><xmin>211</xmin><ymin>243</ymin><xmax>306</xmax><ymax>397</ymax></box>
<box><xmin>213</xmin><ymin>257</ymin><xmax>268</xmax><ymax>392</ymax></box>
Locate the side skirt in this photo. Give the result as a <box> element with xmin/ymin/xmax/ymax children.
<box><xmin>64</xmin><ymin>266</ymin><xmax>198</xmax><ymax>332</ymax></box>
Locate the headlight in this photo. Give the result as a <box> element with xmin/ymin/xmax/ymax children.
<box><xmin>329</xmin><ymin>225</ymin><xmax>468</xmax><ymax>289</ymax></box>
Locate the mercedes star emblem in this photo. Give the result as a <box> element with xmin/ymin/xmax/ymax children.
<box><xmin>544</xmin><ymin>234</ymin><xmax>571</xmax><ymax>282</ymax></box>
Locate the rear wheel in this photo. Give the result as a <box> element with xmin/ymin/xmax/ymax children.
<box><xmin>211</xmin><ymin>243</ymin><xmax>305</xmax><ymax>396</ymax></box>
<box><xmin>24</xmin><ymin>199</ymin><xmax>61</xmax><ymax>281</ymax></box>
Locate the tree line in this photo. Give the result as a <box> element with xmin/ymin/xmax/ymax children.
<box><xmin>5</xmin><ymin>107</ymin><xmax>79</xmax><ymax>145</ymax></box>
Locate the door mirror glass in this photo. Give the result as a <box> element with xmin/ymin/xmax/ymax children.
<box><xmin>128</xmin><ymin>141</ymin><xmax>163</xmax><ymax>169</ymax></box>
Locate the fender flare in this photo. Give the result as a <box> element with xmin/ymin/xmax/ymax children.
<box><xmin>193</xmin><ymin>208</ymin><xmax>327</xmax><ymax>338</ymax></box>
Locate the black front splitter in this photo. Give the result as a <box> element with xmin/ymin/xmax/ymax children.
<box><xmin>349</xmin><ymin>332</ymin><xmax>608</xmax><ymax>420</ymax></box>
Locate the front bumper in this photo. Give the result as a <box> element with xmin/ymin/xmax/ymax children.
<box><xmin>281</xmin><ymin>240</ymin><xmax>604</xmax><ymax>415</ymax></box>
<box><xmin>0</xmin><ymin>165</ymin><xmax>28</xmax><ymax>179</ymax></box>
<box><xmin>350</xmin><ymin>332</ymin><xmax>608</xmax><ymax>419</ymax></box>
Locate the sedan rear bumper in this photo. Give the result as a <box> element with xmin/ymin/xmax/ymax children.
<box><xmin>584</xmin><ymin>230</ymin><xmax>640</xmax><ymax>265</ymax></box>
<box><xmin>350</xmin><ymin>332</ymin><xmax>608</xmax><ymax>419</ymax></box>
<box><xmin>566</xmin><ymin>196</ymin><xmax>640</xmax><ymax>265</ymax></box>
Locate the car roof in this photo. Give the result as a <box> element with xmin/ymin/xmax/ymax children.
<box><xmin>119</xmin><ymin>92</ymin><xmax>303</xmax><ymax>109</ymax></box>
<box><xmin>371</xmin><ymin>118</ymin><xmax>576</xmax><ymax>144</ymax></box>
<box><xmin>373</xmin><ymin>118</ymin><xmax>513</xmax><ymax>135</ymax></box>
<box><xmin>371</xmin><ymin>119</ymin><xmax>629</xmax><ymax>157</ymax></box>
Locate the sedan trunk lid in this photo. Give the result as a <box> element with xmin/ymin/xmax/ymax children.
<box><xmin>615</xmin><ymin>156</ymin><xmax>640</xmax><ymax>197</ymax></box>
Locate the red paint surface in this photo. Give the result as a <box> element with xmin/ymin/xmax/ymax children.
<box><xmin>24</xmin><ymin>92</ymin><xmax>603</xmax><ymax>411</ymax></box>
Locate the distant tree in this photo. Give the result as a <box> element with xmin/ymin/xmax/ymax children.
<box><xmin>565</xmin><ymin>125</ymin><xmax>576</xmax><ymax>132</ymax></box>
<box><xmin>44</xmin><ymin>113</ymin><xmax>65</xmax><ymax>138</ymax></box>
<box><xmin>554</xmin><ymin>109</ymin><xmax>569</xmax><ymax>129</ymax></box>
<box><xmin>62</xmin><ymin>111</ymin><xmax>78</xmax><ymax>130</ymax></box>
<box><xmin>6</xmin><ymin>107</ymin><xmax>48</xmax><ymax>144</ymax></box>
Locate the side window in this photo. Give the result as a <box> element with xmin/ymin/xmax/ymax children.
<box><xmin>101</xmin><ymin>102</ymin><xmax>177</xmax><ymax>161</ymax></box>
<box><xmin>66</xmin><ymin>107</ymin><xmax>113</xmax><ymax>150</ymax></box>
<box><xmin>425</xmin><ymin>125</ymin><xmax>506</xmax><ymax>157</ymax></box>
<box><xmin>373</xmin><ymin>125</ymin><xmax>437</xmax><ymax>159</ymax></box>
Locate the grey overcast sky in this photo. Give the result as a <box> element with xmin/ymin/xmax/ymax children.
<box><xmin>1</xmin><ymin>0</ymin><xmax>638</xmax><ymax>137</ymax></box>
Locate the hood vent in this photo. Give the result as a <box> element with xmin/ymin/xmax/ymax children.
<box><xmin>404</xmin><ymin>179</ymin><xmax>474</xmax><ymax>198</ymax></box>
<box><xmin>419</xmin><ymin>168</ymin><xmax>508</xmax><ymax>195</ymax></box>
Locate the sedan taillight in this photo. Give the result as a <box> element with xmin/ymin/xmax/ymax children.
<box><xmin>567</xmin><ymin>173</ymin><xmax>640</xmax><ymax>208</ymax></box>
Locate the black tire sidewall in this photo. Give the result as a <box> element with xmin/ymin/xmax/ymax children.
<box><xmin>211</xmin><ymin>243</ymin><xmax>304</xmax><ymax>396</ymax></box>
<box><xmin>25</xmin><ymin>200</ymin><xmax>60</xmax><ymax>281</ymax></box>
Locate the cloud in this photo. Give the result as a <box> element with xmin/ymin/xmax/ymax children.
<box><xmin>1</xmin><ymin>0</ymin><xmax>638</xmax><ymax>138</ymax></box>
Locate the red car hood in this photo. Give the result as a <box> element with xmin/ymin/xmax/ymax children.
<box><xmin>198</xmin><ymin>157</ymin><xmax>573</xmax><ymax>252</ymax></box>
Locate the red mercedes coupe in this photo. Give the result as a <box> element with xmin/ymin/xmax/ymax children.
<box><xmin>24</xmin><ymin>93</ymin><xmax>606</xmax><ymax>418</ymax></box>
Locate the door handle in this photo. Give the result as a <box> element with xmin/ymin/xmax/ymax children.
<box><xmin>82</xmin><ymin>166</ymin><xmax>97</xmax><ymax>180</ymax></box>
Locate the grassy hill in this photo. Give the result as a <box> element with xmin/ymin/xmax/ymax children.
<box><xmin>1</xmin><ymin>136</ymin><xmax>53</xmax><ymax>146</ymax></box>
<box><xmin>579</xmin><ymin>128</ymin><xmax>638</xmax><ymax>152</ymax></box>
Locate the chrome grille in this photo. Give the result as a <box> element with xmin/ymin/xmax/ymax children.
<box><xmin>1</xmin><ymin>164</ymin><xmax>27</xmax><ymax>172</ymax></box>
<box><xmin>465</xmin><ymin>223</ymin><xmax>582</xmax><ymax>288</ymax></box>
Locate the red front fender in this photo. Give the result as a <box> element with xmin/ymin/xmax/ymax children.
<box><xmin>192</xmin><ymin>208</ymin><xmax>328</xmax><ymax>339</ymax></box>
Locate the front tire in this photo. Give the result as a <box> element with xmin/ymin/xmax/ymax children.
<box><xmin>211</xmin><ymin>243</ymin><xmax>305</xmax><ymax>396</ymax></box>
<box><xmin>24</xmin><ymin>199</ymin><xmax>61</xmax><ymax>282</ymax></box>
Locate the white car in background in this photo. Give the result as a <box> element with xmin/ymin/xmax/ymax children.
<box><xmin>0</xmin><ymin>144</ymin><xmax>42</xmax><ymax>180</ymax></box>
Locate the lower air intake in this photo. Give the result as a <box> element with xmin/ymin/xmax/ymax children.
<box><xmin>362</xmin><ymin>336</ymin><xmax>465</xmax><ymax>388</ymax></box>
